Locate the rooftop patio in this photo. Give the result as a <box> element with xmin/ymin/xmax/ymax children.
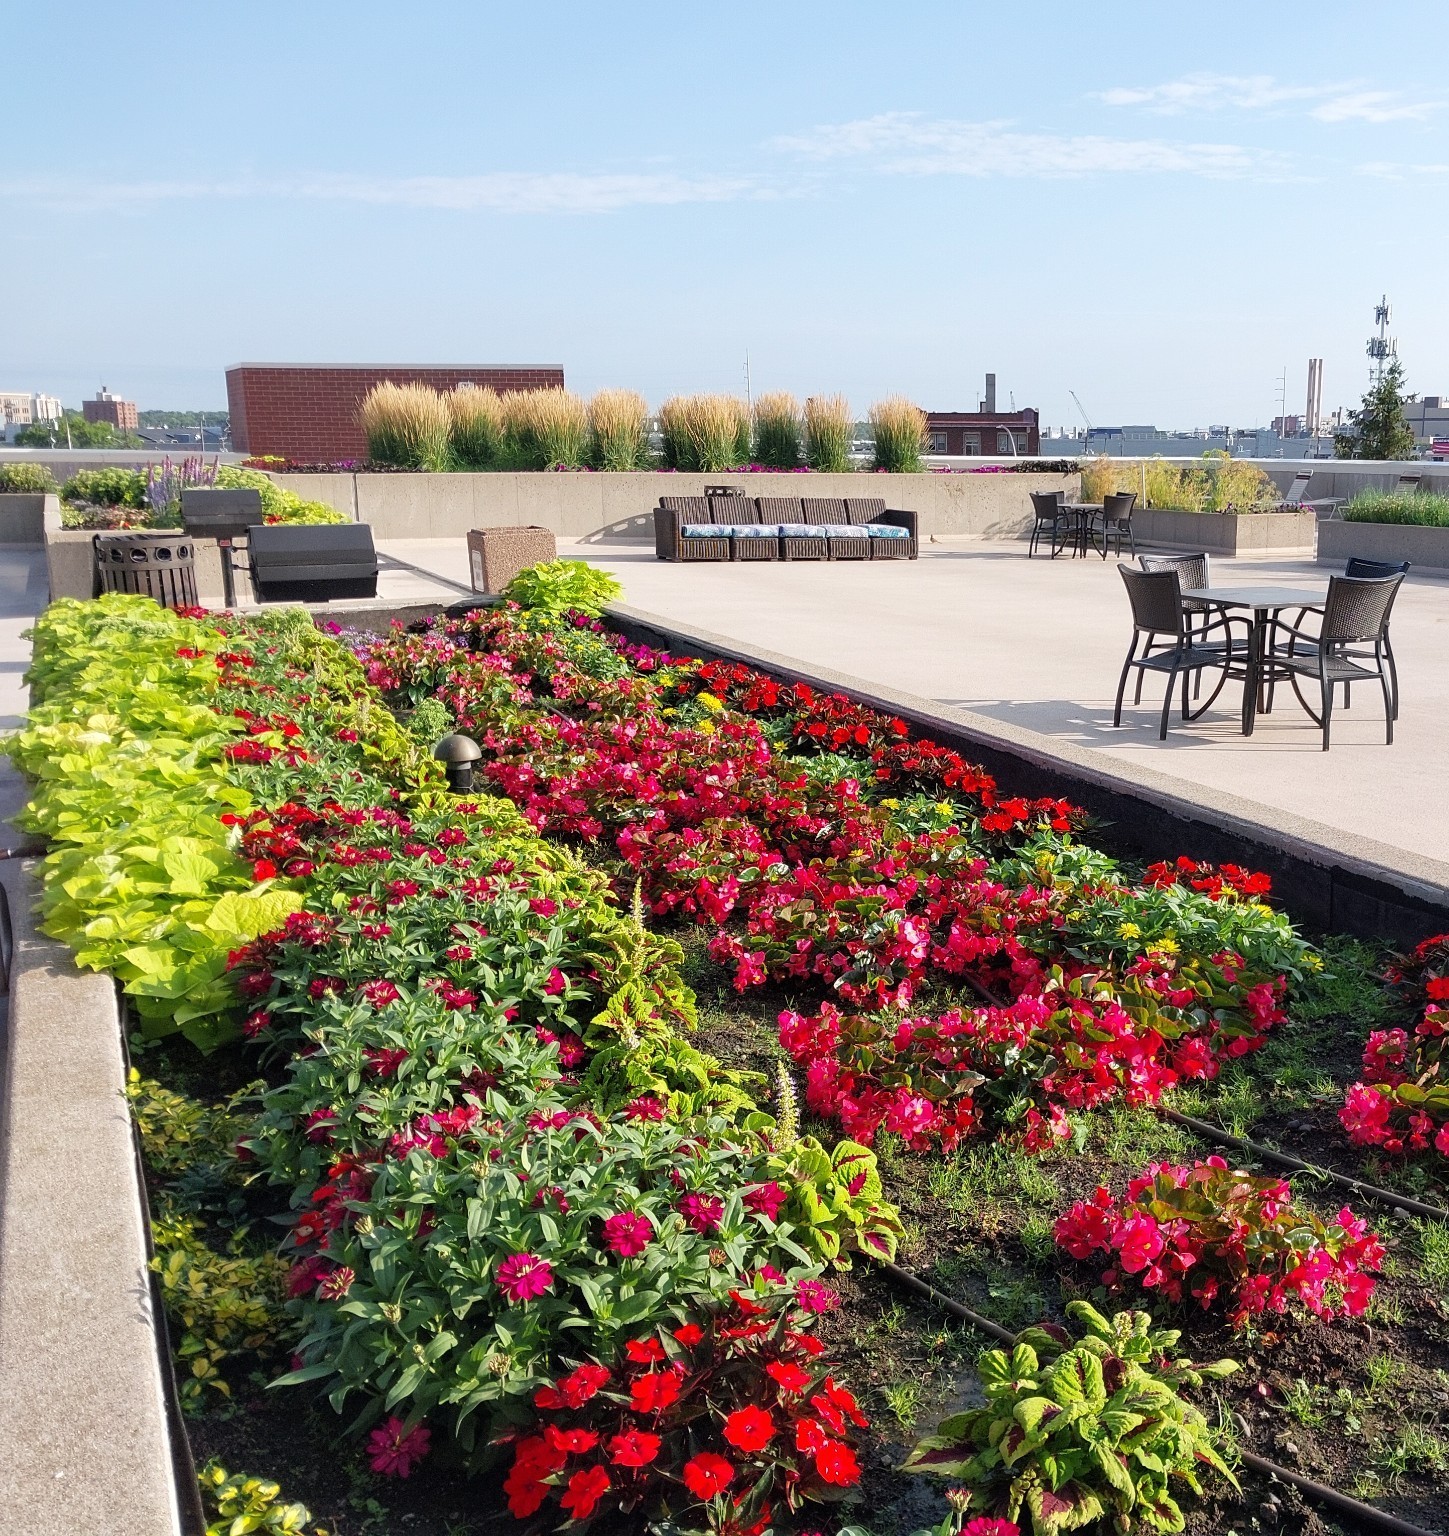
<box><xmin>377</xmin><ymin>535</ymin><xmax>1449</xmax><ymax>870</ymax></box>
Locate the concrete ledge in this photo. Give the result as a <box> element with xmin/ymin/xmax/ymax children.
<box><xmin>0</xmin><ymin>849</ymin><xmax>182</xmax><ymax>1534</ymax></box>
<box><xmin>0</xmin><ymin>494</ymin><xmax>47</xmax><ymax>547</ymax></box>
<box><xmin>1131</xmin><ymin>507</ymin><xmax>1317</xmax><ymax>557</ymax></box>
<box><xmin>607</xmin><ymin>603</ymin><xmax>1449</xmax><ymax>943</ymax></box>
<box><xmin>1317</xmin><ymin>517</ymin><xmax>1449</xmax><ymax>577</ymax></box>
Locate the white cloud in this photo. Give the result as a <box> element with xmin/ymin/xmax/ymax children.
<box><xmin>1096</xmin><ymin>72</ymin><xmax>1442</xmax><ymax>123</ymax></box>
<box><xmin>1357</xmin><ymin>159</ymin><xmax>1449</xmax><ymax>180</ymax></box>
<box><xmin>774</xmin><ymin>112</ymin><xmax>1286</xmax><ymax>179</ymax></box>
<box><xmin>0</xmin><ymin>170</ymin><xmax>768</xmax><ymax>215</ymax></box>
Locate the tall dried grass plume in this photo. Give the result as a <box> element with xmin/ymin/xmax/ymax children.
<box><xmin>752</xmin><ymin>391</ymin><xmax>803</xmax><ymax>469</ymax></box>
<box><xmin>869</xmin><ymin>396</ymin><xmax>927</xmax><ymax>473</ymax></box>
<box><xmin>447</xmin><ymin>386</ymin><xmax>504</xmax><ymax>469</ymax></box>
<box><xmin>803</xmin><ymin>394</ymin><xmax>852</xmax><ymax>472</ymax></box>
<box><xmin>587</xmin><ymin>389</ymin><xmax>651</xmax><ymax>471</ymax></box>
<box><xmin>359</xmin><ymin>381</ymin><xmax>452</xmax><ymax>470</ymax></box>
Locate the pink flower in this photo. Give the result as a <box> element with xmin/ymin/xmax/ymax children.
<box><xmin>544</xmin><ymin>967</ymin><xmax>568</xmax><ymax>995</ymax></box>
<box><xmin>743</xmin><ymin>1182</ymin><xmax>788</xmax><ymax>1221</ymax></box>
<box><xmin>495</xmin><ymin>1252</ymin><xmax>554</xmax><ymax>1303</ymax></box>
<box><xmin>677</xmin><ymin>1192</ymin><xmax>724</xmax><ymax>1234</ymax></box>
<box><xmin>602</xmin><ymin>1211</ymin><xmax>653</xmax><ymax>1257</ymax></box>
<box><xmin>795</xmin><ymin>1279</ymin><xmax>840</xmax><ymax>1314</ymax></box>
<box><xmin>318</xmin><ymin>1266</ymin><xmax>354</xmax><ymax>1300</ymax></box>
<box><xmin>359</xmin><ymin>978</ymin><xmax>400</xmax><ymax>1008</ymax></box>
<box><xmin>366</xmin><ymin>1416</ymin><xmax>431</xmax><ymax>1478</ymax></box>
<box><xmin>1114</xmin><ymin>1214</ymin><xmax>1164</xmax><ymax>1275</ymax></box>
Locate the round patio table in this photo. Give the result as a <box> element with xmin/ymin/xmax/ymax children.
<box><xmin>1059</xmin><ymin>503</ymin><xmax>1103</xmax><ymax>558</ymax></box>
<box><xmin>1182</xmin><ymin>584</ymin><xmax>1328</xmax><ymax>734</ymax></box>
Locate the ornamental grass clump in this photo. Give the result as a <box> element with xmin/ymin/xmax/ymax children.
<box><xmin>905</xmin><ymin>1302</ymin><xmax>1239</xmax><ymax>1535</ymax></box>
<box><xmin>447</xmin><ymin>385</ymin><xmax>505</xmax><ymax>469</ymax></box>
<box><xmin>359</xmin><ymin>381</ymin><xmax>453</xmax><ymax>470</ymax></box>
<box><xmin>501</xmin><ymin>386</ymin><xmax>590</xmax><ymax>469</ymax></box>
<box><xmin>659</xmin><ymin>394</ymin><xmax>750</xmax><ymax>472</ymax></box>
<box><xmin>1342</xmin><ymin>489</ymin><xmax>1449</xmax><ymax>527</ymax></box>
<box><xmin>804</xmin><ymin>393</ymin><xmax>854</xmax><ymax>472</ymax></box>
<box><xmin>1055</xmin><ymin>1159</ymin><xmax>1383</xmax><ymax>1329</ymax></box>
<box><xmin>752</xmin><ymin>390</ymin><xmax>803</xmax><ymax>468</ymax></box>
<box><xmin>588</xmin><ymin>387</ymin><xmax>651</xmax><ymax>470</ymax></box>
<box><xmin>870</xmin><ymin>396</ymin><xmax>927</xmax><ymax>472</ymax></box>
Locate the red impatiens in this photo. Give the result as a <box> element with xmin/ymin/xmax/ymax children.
<box><xmin>682</xmin><ymin>1451</ymin><xmax>736</xmax><ymax>1498</ymax></box>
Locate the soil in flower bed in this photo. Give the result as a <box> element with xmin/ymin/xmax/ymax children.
<box><xmin>666</xmin><ymin>931</ymin><xmax>1449</xmax><ymax>1535</ymax></box>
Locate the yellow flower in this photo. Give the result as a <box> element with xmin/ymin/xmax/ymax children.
<box><xmin>1148</xmin><ymin>937</ymin><xmax>1179</xmax><ymax>956</ymax></box>
<box><xmin>1304</xmin><ymin>953</ymin><xmax>1323</xmax><ymax>971</ymax></box>
<box><xmin>698</xmin><ymin>720</ymin><xmax>716</xmax><ymax>736</ymax></box>
<box><xmin>697</xmin><ymin>692</ymin><xmax>724</xmax><ymax>713</ymax></box>
<box><xmin>1118</xmin><ymin>921</ymin><xmax>1141</xmax><ymax>940</ymax></box>
<box><xmin>935</xmin><ymin>801</ymin><xmax>953</xmax><ymax>816</ymax></box>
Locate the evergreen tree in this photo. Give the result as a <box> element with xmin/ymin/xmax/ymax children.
<box><xmin>1335</xmin><ymin>359</ymin><xmax>1418</xmax><ymax>460</ymax></box>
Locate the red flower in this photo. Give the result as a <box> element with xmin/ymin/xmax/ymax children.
<box><xmin>546</xmin><ymin>1425</ymin><xmax>600</xmax><ymax>1455</ymax></box>
<box><xmin>677</xmin><ymin>1192</ymin><xmax>724</xmax><ymax>1234</ymax></box>
<box><xmin>603</xmin><ymin>1211</ymin><xmax>654</xmax><ymax>1258</ymax></box>
<box><xmin>630</xmin><ymin>1368</ymin><xmax>684</xmax><ymax>1414</ymax></box>
<box><xmin>625</xmin><ymin>1336</ymin><xmax>667</xmax><ymax>1364</ymax></box>
<box><xmin>608</xmin><ymin>1429</ymin><xmax>662</xmax><ymax>1467</ymax></box>
<box><xmin>813</xmin><ymin>1435</ymin><xmax>861</xmax><ymax>1486</ymax></box>
<box><xmin>534</xmin><ymin>1362</ymin><xmax>610</xmax><ymax>1410</ymax></box>
<box><xmin>722</xmin><ymin>1406</ymin><xmax>776</xmax><ymax>1453</ymax></box>
<box><xmin>672</xmin><ymin>1322</ymin><xmax>704</xmax><ymax>1347</ymax></box>
<box><xmin>681</xmin><ymin>1451</ymin><xmax>735</xmax><ymax>1499</ymax></box>
<box><xmin>765</xmin><ymin>1360</ymin><xmax>812</xmax><ymax>1394</ymax></box>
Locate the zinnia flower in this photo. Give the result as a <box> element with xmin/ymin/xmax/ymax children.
<box><xmin>678</xmin><ymin>1192</ymin><xmax>724</xmax><ymax>1234</ymax></box>
<box><xmin>603</xmin><ymin>1211</ymin><xmax>654</xmax><ymax>1258</ymax></box>
<box><xmin>366</xmin><ymin>1416</ymin><xmax>431</xmax><ymax>1478</ymax></box>
<box><xmin>495</xmin><ymin>1252</ymin><xmax>554</xmax><ymax>1304</ymax></box>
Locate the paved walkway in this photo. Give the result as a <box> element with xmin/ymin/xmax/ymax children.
<box><xmin>377</xmin><ymin>536</ymin><xmax>1449</xmax><ymax>865</ymax></box>
<box><xmin>0</xmin><ymin>551</ymin><xmax>48</xmax><ymax>732</ymax></box>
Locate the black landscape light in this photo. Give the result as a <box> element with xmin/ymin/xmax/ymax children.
<box><xmin>433</xmin><ymin>733</ymin><xmax>482</xmax><ymax>793</ymax></box>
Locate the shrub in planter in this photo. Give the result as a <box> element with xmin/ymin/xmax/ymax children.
<box><xmin>904</xmin><ymin>1302</ymin><xmax>1239</xmax><ymax>1535</ymax></box>
<box><xmin>214</xmin><ymin>465</ymin><xmax>346</xmax><ymax>525</ymax></box>
<box><xmin>359</xmin><ymin>381</ymin><xmax>453</xmax><ymax>469</ymax></box>
<box><xmin>1054</xmin><ymin>1159</ymin><xmax>1383</xmax><ymax>1329</ymax></box>
<box><xmin>0</xmin><ymin>461</ymin><xmax>56</xmax><ymax>493</ymax></box>
<box><xmin>60</xmin><ymin>465</ymin><xmax>147</xmax><ymax>507</ymax></box>
<box><xmin>588</xmin><ymin>388</ymin><xmax>651</xmax><ymax>471</ymax></box>
<box><xmin>752</xmin><ymin>391</ymin><xmax>803</xmax><ymax>469</ymax></box>
<box><xmin>448</xmin><ymin>384</ymin><xmax>506</xmax><ymax>469</ymax></box>
<box><xmin>804</xmin><ymin>393</ymin><xmax>853</xmax><ymax>472</ymax></box>
<box><xmin>869</xmin><ymin>397</ymin><xmax>927</xmax><ymax>473</ymax></box>
<box><xmin>199</xmin><ymin>1462</ymin><xmax>322</xmax><ymax>1536</ymax></box>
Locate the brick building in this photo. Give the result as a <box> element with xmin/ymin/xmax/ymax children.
<box><xmin>226</xmin><ymin>363</ymin><xmax>566</xmax><ymax>462</ymax></box>
<box><xmin>925</xmin><ymin>373</ymin><xmax>1039</xmax><ymax>457</ymax></box>
<box><xmin>83</xmin><ymin>388</ymin><xmax>139</xmax><ymax>431</ymax></box>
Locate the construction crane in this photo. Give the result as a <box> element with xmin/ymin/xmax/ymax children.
<box><xmin>1069</xmin><ymin>390</ymin><xmax>1093</xmax><ymax>433</ymax></box>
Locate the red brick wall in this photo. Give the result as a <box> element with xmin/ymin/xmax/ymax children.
<box><xmin>225</xmin><ymin>364</ymin><xmax>566</xmax><ymax>461</ymax></box>
<box><xmin>83</xmin><ymin>397</ymin><xmax>140</xmax><ymax>430</ymax></box>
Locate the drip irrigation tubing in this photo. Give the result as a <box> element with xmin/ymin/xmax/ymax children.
<box><xmin>870</xmin><ymin>1256</ymin><xmax>1445</xmax><ymax>1536</ymax></box>
<box><xmin>959</xmin><ymin>975</ymin><xmax>1449</xmax><ymax>1225</ymax></box>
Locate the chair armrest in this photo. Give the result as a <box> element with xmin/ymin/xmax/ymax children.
<box><xmin>880</xmin><ymin>508</ymin><xmax>918</xmax><ymax>536</ymax></box>
<box><xmin>653</xmin><ymin>504</ymin><xmax>683</xmax><ymax>560</ymax></box>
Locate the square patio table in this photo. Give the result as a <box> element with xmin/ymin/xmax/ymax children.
<box><xmin>1060</xmin><ymin>502</ymin><xmax>1103</xmax><ymax>558</ymax></box>
<box><xmin>1183</xmin><ymin>584</ymin><xmax>1328</xmax><ymax>734</ymax></box>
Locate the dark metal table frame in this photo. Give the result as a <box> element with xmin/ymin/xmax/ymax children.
<box><xmin>1059</xmin><ymin>502</ymin><xmax>1104</xmax><ymax>559</ymax></box>
<box><xmin>1183</xmin><ymin>585</ymin><xmax>1328</xmax><ymax>734</ymax></box>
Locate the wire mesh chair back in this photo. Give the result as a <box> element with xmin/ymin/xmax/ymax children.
<box><xmin>1139</xmin><ymin>552</ymin><xmax>1209</xmax><ymax>611</ymax></box>
<box><xmin>1319</xmin><ymin>574</ymin><xmax>1403</xmax><ymax>647</ymax></box>
<box><xmin>1119</xmin><ymin>565</ymin><xmax>1185</xmax><ymax>638</ymax></box>
<box><xmin>1030</xmin><ymin>490</ymin><xmax>1064</xmax><ymax>518</ymax></box>
<box><xmin>1345</xmin><ymin>557</ymin><xmax>1410</xmax><ymax>579</ymax></box>
<box><xmin>1103</xmin><ymin>490</ymin><xmax>1136</xmax><ymax>517</ymax></box>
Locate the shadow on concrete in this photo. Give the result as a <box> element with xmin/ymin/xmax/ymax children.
<box><xmin>578</xmin><ymin>515</ymin><xmax>655</xmax><ymax>545</ymax></box>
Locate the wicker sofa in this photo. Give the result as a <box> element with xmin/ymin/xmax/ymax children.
<box><xmin>654</xmin><ymin>493</ymin><xmax>918</xmax><ymax>562</ymax></box>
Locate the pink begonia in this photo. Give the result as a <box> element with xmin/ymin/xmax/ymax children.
<box><xmin>495</xmin><ymin>1252</ymin><xmax>555</xmax><ymax>1303</ymax></box>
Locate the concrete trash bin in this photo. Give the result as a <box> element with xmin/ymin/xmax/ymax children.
<box><xmin>467</xmin><ymin>526</ymin><xmax>557</xmax><ymax>593</ymax></box>
<box><xmin>93</xmin><ymin>533</ymin><xmax>199</xmax><ymax>609</ymax></box>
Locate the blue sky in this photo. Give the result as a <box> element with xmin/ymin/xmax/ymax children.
<box><xmin>4</xmin><ymin>1</ymin><xmax>1446</xmax><ymax>429</ymax></box>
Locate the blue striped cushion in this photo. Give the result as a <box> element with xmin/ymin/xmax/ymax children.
<box><xmin>820</xmin><ymin>524</ymin><xmax>862</xmax><ymax>538</ymax></box>
<box><xmin>864</xmin><ymin>523</ymin><xmax>910</xmax><ymax>539</ymax></box>
<box><xmin>779</xmin><ymin>524</ymin><xmax>822</xmax><ymax>538</ymax></box>
<box><xmin>681</xmin><ymin>523</ymin><xmax>721</xmax><ymax>537</ymax></box>
<box><xmin>732</xmin><ymin>524</ymin><xmax>781</xmax><ymax>538</ymax></box>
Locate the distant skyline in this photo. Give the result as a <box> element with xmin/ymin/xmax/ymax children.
<box><xmin>3</xmin><ymin>1</ymin><xmax>1446</xmax><ymax>429</ymax></box>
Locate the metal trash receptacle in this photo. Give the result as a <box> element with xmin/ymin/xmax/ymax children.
<box><xmin>93</xmin><ymin>533</ymin><xmax>199</xmax><ymax>609</ymax></box>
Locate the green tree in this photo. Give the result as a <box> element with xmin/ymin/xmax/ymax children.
<box><xmin>1335</xmin><ymin>359</ymin><xmax>1418</xmax><ymax>460</ymax></box>
<box><xmin>13</xmin><ymin>411</ymin><xmax>143</xmax><ymax>449</ymax></box>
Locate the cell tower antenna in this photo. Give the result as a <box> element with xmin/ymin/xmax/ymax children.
<box><xmin>1366</xmin><ymin>294</ymin><xmax>1396</xmax><ymax>385</ymax></box>
<box><xmin>743</xmin><ymin>353</ymin><xmax>752</xmax><ymax>410</ymax></box>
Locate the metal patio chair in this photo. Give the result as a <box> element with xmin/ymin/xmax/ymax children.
<box><xmin>1094</xmin><ymin>490</ymin><xmax>1136</xmax><ymax>558</ymax></box>
<box><xmin>1265</xmin><ymin>573</ymin><xmax>1404</xmax><ymax>750</ymax></box>
<box><xmin>1114</xmin><ymin>566</ymin><xmax>1251</xmax><ymax>740</ymax></box>
<box><xmin>1028</xmin><ymin>489</ymin><xmax>1069</xmax><ymax>557</ymax></box>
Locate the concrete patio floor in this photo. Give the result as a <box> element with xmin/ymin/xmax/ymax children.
<box><xmin>377</xmin><ymin>535</ymin><xmax>1449</xmax><ymax>866</ymax></box>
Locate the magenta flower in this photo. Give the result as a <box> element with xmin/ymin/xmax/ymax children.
<box><xmin>366</xmin><ymin>1416</ymin><xmax>431</xmax><ymax>1478</ymax></box>
<box><xmin>359</xmin><ymin>978</ymin><xmax>401</xmax><ymax>1008</ymax></box>
<box><xmin>743</xmin><ymin>1182</ymin><xmax>788</xmax><ymax>1221</ymax></box>
<box><xmin>496</xmin><ymin>1252</ymin><xmax>555</xmax><ymax>1303</ymax></box>
<box><xmin>602</xmin><ymin>1211</ymin><xmax>654</xmax><ymax>1258</ymax></box>
<box><xmin>318</xmin><ymin>1265</ymin><xmax>355</xmax><ymax>1300</ymax></box>
<box><xmin>677</xmin><ymin>1192</ymin><xmax>724</xmax><ymax>1234</ymax></box>
<box><xmin>795</xmin><ymin>1279</ymin><xmax>840</xmax><ymax>1314</ymax></box>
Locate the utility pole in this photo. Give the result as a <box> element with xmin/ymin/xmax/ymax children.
<box><xmin>743</xmin><ymin>354</ymin><xmax>752</xmax><ymax>411</ymax></box>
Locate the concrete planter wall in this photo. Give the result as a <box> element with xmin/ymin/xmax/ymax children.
<box><xmin>270</xmin><ymin>469</ymin><xmax>1080</xmax><ymax>543</ymax></box>
<box><xmin>1131</xmin><ymin>507</ymin><xmax>1317</xmax><ymax>556</ymax></box>
<box><xmin>0</xmin><ymin>493</ymin><xmax>48</xmax><ymax>545</ymax></box>
<box><xmin>1317</xmin><ymin>517</ymin><xmax>1449</xmax><ymax>575</ymax></box>
<box><xmin>43</xmin><ymin>495</ymin><xmax>230</xmax><ymax>606</ymax></box>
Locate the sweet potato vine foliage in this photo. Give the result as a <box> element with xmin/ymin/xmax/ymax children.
<box><xmin>355</xmin><ymin>606</ymin><xmax>1310</xmax><ymax>1155</ymax></box>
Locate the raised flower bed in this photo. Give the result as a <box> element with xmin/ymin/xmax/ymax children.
<box><xmin>9</xmin><ymin>584</ymin><xmax>1449</xmax><ymax>1535</ymax></box>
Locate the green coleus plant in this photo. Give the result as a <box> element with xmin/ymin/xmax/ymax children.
<box><xmin>199</xmin><ymin>1461</ymin><xmax>320</xmax><ymax>1536</ymax></box>
<box><xmin>904</xmin><ymin>1301</ymin><xmax>1239</xmax><ymax>1534</ymax></box>
<box><xmin>501</xmin><ymin>558</ymin><xmax>623</xmax><ymax>617</ymax></box>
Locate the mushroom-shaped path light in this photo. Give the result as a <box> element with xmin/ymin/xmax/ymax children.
<box><xmin>433</xmin><ymin>733</ymin><xmax>483</xmax><ymax>794</ymax></box>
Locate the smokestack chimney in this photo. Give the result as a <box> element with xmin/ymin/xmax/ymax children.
<box><xmin>1305</xmin><ymin>358</ymin><xmax>1323</xmax><ymax>437</ymax></box>
<box><xmin>984</xmin><ymin>373</ymin><xmax>997</xmax><ymax>413</ymax></box>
